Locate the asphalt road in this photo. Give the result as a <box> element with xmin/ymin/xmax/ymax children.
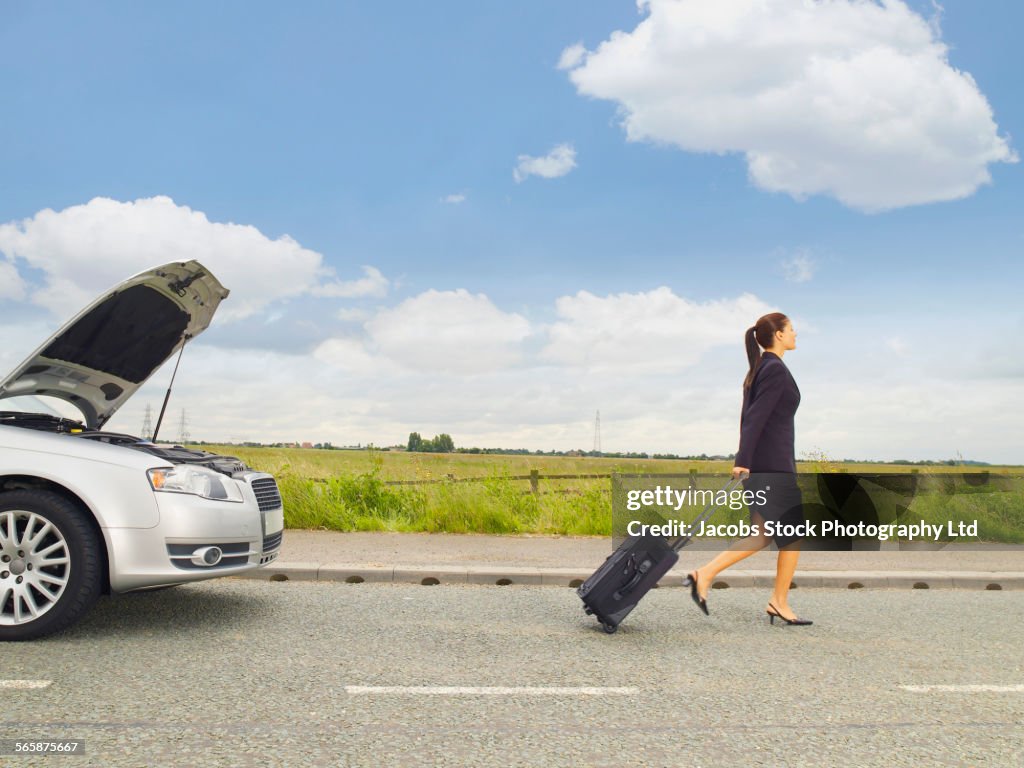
<box><xmin>3</xmin><ymin>581</ymin><xmax>1023</xmax><ymax>767</ymax></box>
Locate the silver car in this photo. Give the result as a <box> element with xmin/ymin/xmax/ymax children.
<box><xmin>0</xmin><ymin>261</ymin><xmax>284</xmax><ymax>640</ymax></box>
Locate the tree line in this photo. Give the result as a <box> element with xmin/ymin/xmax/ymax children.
<box><xmin>406</xmin><ymin>432</ymin><xmax>456</xmax><ymax>453</ymax></box>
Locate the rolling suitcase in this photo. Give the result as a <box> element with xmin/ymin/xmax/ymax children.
<box><xmin>577</xmin><ymin>473</ymin><xmax>747</xmax><ymax>633</ymax></box>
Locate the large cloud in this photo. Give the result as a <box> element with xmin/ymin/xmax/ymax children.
<box><xmin>562</xmin><ymin>0</ymin><xmax>1016</xmax><ymax>210</ymax></box>
<box><xmin>361</xmin><ymin>289</ymin><xmax>532</xmax><ymax>374</ymax></box>
<box><xmin>4</xmin><ymin>274</ymin><xmax>1018</xmax><ymax>461</ymax></box>
<box><xmin>0</xmin><ymin>196</ymin><xmax>387</xmax><ymax>320</ymax></box>
<box><xmin>0</xmin><ymin>256</ymin><xmax>26</xmax><ymax>301</ymax></box>
<box><xmin>95</xmin><ymin>313</ymin><xmax>1024</xmax><ymax>464</ymax></box>
<box><xmin>541</xmin><ymin>287</ymin><xmax>773</xmax><ymax>370</ymax></box>
<box><xmin>1</xmin><ymin>195</ymin><xmax>1017</xmax><ymax>460</ymax></box>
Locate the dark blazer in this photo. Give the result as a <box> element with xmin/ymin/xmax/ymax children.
<box><xmin>735</xmin><ymin>352</ymin><xmax>800</xmax><ymax>473</ymax></box>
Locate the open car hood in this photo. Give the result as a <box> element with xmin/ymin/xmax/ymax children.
<box><xmin>0</xmin><ymin>261</ymin><xmax>228</xmax><ymax>429</ymax></box>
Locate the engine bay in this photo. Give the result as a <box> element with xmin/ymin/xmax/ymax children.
<box><xmin>1</xmin><ymin>411</ymin><xmax>249</xmax><ymax>477</ymax></box>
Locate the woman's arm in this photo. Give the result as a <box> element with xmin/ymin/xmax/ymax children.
<box><xmin>734</xmin><ymin>362</ymin><xmax>785</xmax><ymax>470</ymax></box>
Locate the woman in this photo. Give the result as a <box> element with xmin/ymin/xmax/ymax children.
<box><xmin>685</xmin><ymin>312</ymin><xmax>812</xmax><ymax>626</ymax></box>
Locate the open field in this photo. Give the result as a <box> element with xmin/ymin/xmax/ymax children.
<box><xmin>200</xmin><ymin>445</ymin><xmax>1023</xmax><ymax>482</ymax></box>
<box><xmin>198</xmin><ymin>446</ymin><xmax>1024</xmax><ymax>540</ymax></box>
<box><xmin>200</xmin><ymin>446</ymin><xmax>742</xmax><ymax>481</ymax></box>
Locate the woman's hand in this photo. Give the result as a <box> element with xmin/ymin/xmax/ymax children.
<box><xmin>732</xmin><ymin>466</ymin><xmax>750</xmax><ymax>480</ymax></box>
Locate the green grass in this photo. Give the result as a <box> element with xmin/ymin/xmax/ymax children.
<box><xmin>905</xmin><ymin>486</ymin><xmax>1024</xmax><ymax>544</ymax></box>
<box><xmin>274</xmin><ymin>469</ymin><xmax>612</xmax><ymax>536</ymax></box>
<box><xmin>195</xmin><ymin>446</ymin><xmax>1024</xmax><ymax>540</ymax></box>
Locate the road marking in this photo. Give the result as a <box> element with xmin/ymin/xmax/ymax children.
<box><xmin>0</xmin><ymin>680</ymin><xmax>52</xmax><ymax>689</ymax></box>
<box><xmin>901</xmin><ymin>685</ymin><xmax>1024</xmax><ymax>693</ymax></box>
<box><xmin>345</xmin><ymin>686</ymin><xmax>638</xmax><ymax>696</ymax></box>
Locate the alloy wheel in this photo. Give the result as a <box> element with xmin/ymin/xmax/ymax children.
<box><xmin>0</xmin><ymin>510</ymin><xmax>71</xmax><ymax>626</ymax></box>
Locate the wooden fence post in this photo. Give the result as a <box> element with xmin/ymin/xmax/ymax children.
<box><xmin>530</xmin><ymin>469</ymin><xmax>540</xmax><ymax>495</ymax></box>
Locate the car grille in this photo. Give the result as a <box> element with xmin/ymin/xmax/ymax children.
<box><xmin>250</xmin><ymin>477</ymin><xmax>283</xmax><ymax>511</ymax></box>
<box><xmin>166</xmin><ymin>541</ymin><xmax>252</xmax><ymax>570</ymax></box>
<box><xmin>262</xmin><ymin>531</ymin><xmax>283</xmax><ymax>553</ymax></box>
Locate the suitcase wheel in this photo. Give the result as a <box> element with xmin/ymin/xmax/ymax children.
<box><xmin>584</xmin><ymin>607</ymin><xmax>593</xmax><ymax>615</ymax></box>
<box><xmin>601</xmin><ymin>622</ymin><xmax>618</xmax><ymax>634</ymax></box>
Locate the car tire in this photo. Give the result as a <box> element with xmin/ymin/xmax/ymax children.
<box><xmin>0</xmin><ymin>490</ymin><xmax>102</xmax><ymax>641</ymax></box>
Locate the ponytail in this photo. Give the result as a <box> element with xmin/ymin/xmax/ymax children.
<box><xmin>742</xmin><ymin>326</ymin><xmax>762</xmax><ymax>391</ymax></box>
<box><xmin>742</xmin><ymin>312</ymin><xmax>790</xmax><ymax>391</ymax></box>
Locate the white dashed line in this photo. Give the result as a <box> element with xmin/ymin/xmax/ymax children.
<box><xmin>900</xmin><ymin>684</ymin><xmax>1024</xmax><ymax>693</ymax></box>
<box><xmin>345</xmin><ymin>686</ymin><xmax>638</xmax><ymax>696</ymax></box>
<box><xmin>0</xmin><ymin>680</ymin><xmax>53</xmax><ymax>689</ymax></box>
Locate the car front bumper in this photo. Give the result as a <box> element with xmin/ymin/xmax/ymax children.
<box><xmin>104</xmin><ymin>472</ymin><xmax>285</xmax><ymax>592</ymax></box>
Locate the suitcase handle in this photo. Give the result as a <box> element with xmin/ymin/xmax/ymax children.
<box><xmin>669</xmin><ymin>472</ymin><xmax>749</xmax><ymax>552</ymax></box>
<box><xmin>612</xmin><ymin>556</ymin><xmax>652</xmax><ymax>601</ymax></box>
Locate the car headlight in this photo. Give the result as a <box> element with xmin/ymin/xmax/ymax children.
<box><xmin>148</xmin><ymin>466</ymin><xmax>244</xmax><ymax>503</ymax></box>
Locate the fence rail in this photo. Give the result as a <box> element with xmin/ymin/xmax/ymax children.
<box><xmin>312</xmin><ymin>470</ymin><xmax>701</xmax><ymax>494</ymax></box>
<box><xmin>309</xmin><ymin>470</ymin><xmax>617</xmax><ymax>494</ymax></box>
<box><xmin>306</xmin><ymin>468</ymin><xmax>1019</xmax><ymax>498</ymax></box>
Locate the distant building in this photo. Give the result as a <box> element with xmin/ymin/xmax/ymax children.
<box><xmin>301</xmin><ymin>442</ymin><xmax>314</xmax><ymax>449</ymax></box>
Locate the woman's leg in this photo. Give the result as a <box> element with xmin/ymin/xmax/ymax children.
<box><xmin>768</xmin><ymin>542</ymin><xmax>802</xmax><ymax>619</ymax></box>
<box><xmin>692</xmin><ymin>528</ymin><xmax>771</xmax><ymax>600</ymax></box>
<box><xmin>767</xmin><ymin>478</ymin><xmax>806</xmax><ymax>619</ymax></box>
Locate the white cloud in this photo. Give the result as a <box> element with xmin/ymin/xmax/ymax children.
<box><xmin>364</xmin><ymin>289</ymin><xmax>532</xmax><ymax>374</ymax></box>
<box><xmin>311</xmin><ymin>266</ymin><xmax>390</xmax><ymax>299</ymax></box>
<box><xmin>886</xmin><ymin>337</ymin><xmax>908</xmax><ymax>355</ymax></box>
<box><xmin>0</xmin><ymin>257</ymin><xmax>26</xmax><ymax>301</ymax></box>
<box><xmin>336</xmin><ymin>307</ymin><xmax>371</xmax><ymax>323</ymax></box>
<box><xmin>89</xmin><ymin>320</ymin><xmax>1021</xmax><ymax>462</ymax></box>
<box><xmin>319</xmin><ymin>286</ymin><xmax>770</xmax><ymax>381</ymax></box>
<box><xmin>541</xmin><ymin>287</ymin><xmax>773</xmax><ymax>371</ymax></box>
<box><xmin>1</xmin><ymin>222</ymin><xmax>1018</xmax><ymax>461</ymax></box>
<box><xmin>2</xmin><ymin>282</ymin><xmax>1016</xmax><ymax>463</ymax></box>
<box><xmin>795</xmin><ymin>374</ymin><xmax>1021</xmax><ymax>464</ymax></box>
<box><xmin>557</xmin><ymin>42</ymin><xmax>586</xmax><ymax>70</ymax></box>
<box><xmin>312</xmin><ymin>337</ymin><xmax>399</xmax><ymax>377</ymax></box>
<box><xmin>781</xmin><ymin>251</ymin><xmax>815</xmax><ymax>283</ymax></box>
<box><xmin>513</xmin><ymin>143</ymin><xmax>577</xmax><ymax>183</ymax></box>
<box><xmin>0</xmin><ymin>319</ymin><xmax>59</xmax><ymax>373</ymax></box>
<box><xmin>0</xmin><ymin>196</ymin><xmax>387</xmax><ymax>320</ymax></box>
<box><xmin>441</xmin><ymin>193</ymin><xmax>467</xmax><ymax>204</ymax></box>
<box><xmin>562</xmin><ymin>0</ymin><xmax>1016</xmax><ymax>211</ymax></box>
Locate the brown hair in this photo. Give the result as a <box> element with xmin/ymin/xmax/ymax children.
<box><xmin>742</xmin><ymin>312</ymin><xmax>790</xmax><ymax>391</ymax></box>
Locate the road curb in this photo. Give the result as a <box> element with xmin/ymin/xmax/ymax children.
<box><xmin>231</xmin><ymin>562</ymin><xmax>1024</xmax><ymax>590</ymax></box>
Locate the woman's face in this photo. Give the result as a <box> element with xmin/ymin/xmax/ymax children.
<box><xmin>777</xmin><ymin>321</ymin><xmax>797</xmax><ymax>350</ymax></box>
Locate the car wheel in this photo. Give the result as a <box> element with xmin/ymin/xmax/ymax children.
<box><xmin>0</xmin><ymin>490</ymin><xmax>102</xmax><ymax>641</ymax></box>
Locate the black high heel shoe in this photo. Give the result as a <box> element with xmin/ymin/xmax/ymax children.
<box><xmin>766</xmin><ymin>602</ymin><xmax>812</xmax><ymax>626</ymax></box>
<box><xmin>685</xmin><ymin>571</ymin><xmax>709</xmax><ymax>616</ymax></box>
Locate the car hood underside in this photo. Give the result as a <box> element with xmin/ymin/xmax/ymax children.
<box><xmin>0</xmin><ymin>261</ymin><xmax>228</xmax><ymax>429</ymax></box>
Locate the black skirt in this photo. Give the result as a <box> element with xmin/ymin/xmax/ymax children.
<box><xmin>744</xmin><ymin>473</ymin><xmax>805</xmax><ymax>548</ymax></box>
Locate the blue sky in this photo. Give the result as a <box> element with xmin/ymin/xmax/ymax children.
<box><xmin>1</xmin><ymin>1</ymin><xmax>1021</xmax><ymax>462</ymax></box>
